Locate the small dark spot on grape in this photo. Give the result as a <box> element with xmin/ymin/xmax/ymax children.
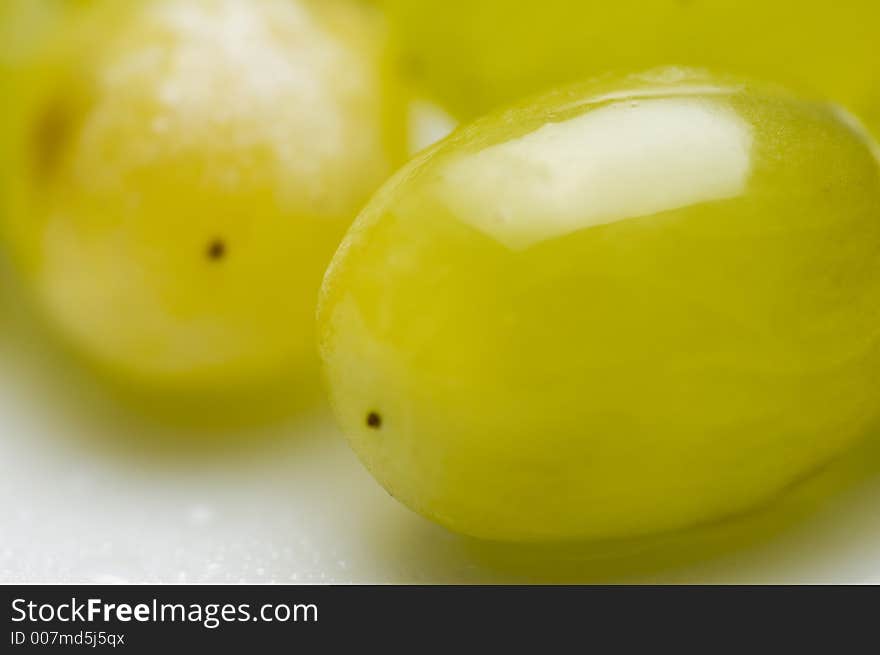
<box><xmin>401</xmin><ymin>55</ymin><xmax>426</xmax><ymax>82</ymax></box>
<box><xmin>33</xmin><ymin>99</ymin><xmax>73</xmax><ymax>182</ymax></box>
<box><xmin>366</xmin><ymin>411</ymin><xmax>382</xmax><ymax>429</ymax></box>
<box><xmin>206</xmin><ymin>239</ymin><xmax>227</xmax><ymax>261</ymax></box>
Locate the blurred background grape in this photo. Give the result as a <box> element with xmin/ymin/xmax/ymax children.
<box><xmin>0</xmin><ymin>0</ymin><xmax>409</xmax><ymax>424</ymax></box>
<box><xmin>383</xmin><ymin>0</ymin><xmax>880</xmax><ymax>132</ymax></box>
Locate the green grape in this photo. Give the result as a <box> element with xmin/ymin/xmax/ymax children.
<box><xmin>0</xmin><ymin>1</ymin><xmax>82</xmax><ymax>67</ymax></box>
<box><xmin>383</xmin><ymin>0</ymin><xmax>880</xmax><ymax>131</ymax></box>
<box><xmin>1</xmin><ymin>0</ymin><xmax>407</xmax><ymax>397</ymax></box>
<box><xmin>318</xmin><ymin>69</ymin><xmax>880</xmax><ymax>542</ymax></box>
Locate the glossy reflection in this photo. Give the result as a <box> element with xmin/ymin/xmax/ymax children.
<box><xmin>319</xmin><ymin>71</ymin><xmax>880</xmax><ymax>543</ymax></box>
<box><xmin>436</xmin><ymin>94</ymin><xmax>753</xmax><ymax>249</ymax></box>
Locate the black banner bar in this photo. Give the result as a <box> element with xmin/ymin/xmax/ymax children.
<box><xmin>1</xmin><ymin>585</ymin><xmax>875</xmax><ymax>651</ymax></box>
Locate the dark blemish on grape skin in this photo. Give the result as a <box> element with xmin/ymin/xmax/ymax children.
<box><xmin>33</xmin><ymin>99</ymin><xmax>73</xmax><ymax>182</ymax></box>
<box><xmin>366</xmin><ymin>411</ymin><xmax>382</xmax><ymax>429</ymax></box>
<box><xmin>401</xmin><ymin>55</ymin><xmax>427</xmax><ymax>83</ymax></box>
<box><xmin>206</xmin><ymin>239</ymin><xmax>227</xmax><ymax>261</ymax></box>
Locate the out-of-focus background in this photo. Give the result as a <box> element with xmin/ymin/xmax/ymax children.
<box><xmin>3</xmin><ymin>0</ymin><xmax>880</xmax><ymax>584</ymax></box>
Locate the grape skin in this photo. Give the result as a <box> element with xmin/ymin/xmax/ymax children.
<box><xmin>1</xmin><ymin>0</ymin><xmax>407</xmax><ymax>399</ymax></box>
<box><xmin>383</xmin><ymin>0</ymin><xmax>880</xmax><ymax>132</ymax></box>
<box><xmin>318</xmin><ymin>70</ymin><xmax>880</xmax><ymax>542</ymax></box>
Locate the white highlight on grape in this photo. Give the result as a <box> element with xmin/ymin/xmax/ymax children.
<box><xmin>81</xmin><ymin>0</ymin><xmax>389</xmax><ymax>218</ymax></box>
<box><xmin>831</xmin><ymin>103</ymin><xmax>880</xmax><ymax>165</ymax></box>
<box><xmin>408</xmin><ymin>99</ymin><xmax>457</xmax><ymax>155</ymax></box>
<box><xmin>435</xmin><ymin>97</ymin><xmax>754</xmax><ymax>250</ymax></box>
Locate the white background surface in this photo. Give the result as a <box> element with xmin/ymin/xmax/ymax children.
<box><xmin>3</xmin><ymin>107</ymin><xmax>880</xmax><ymax>584</ymax></box>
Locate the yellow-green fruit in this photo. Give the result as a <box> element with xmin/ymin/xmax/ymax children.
<box><xmin>2</xmin><ymin>0</ymin><xmax>406</xmax><ymax>394</ymax></box>
<box><xmin>0</xmin><ymin>2</ymin><xmax>57</xmax><ymax>65</ymax></box>
<box><xmin>318</xmin><ymin>69</ymin><xmax>880</xmax><ymax>542</ymax></box>
<box><xmin>384</xmin><ymin>0</ymin><xmax>880</xmax><ymax>129</ymax></box>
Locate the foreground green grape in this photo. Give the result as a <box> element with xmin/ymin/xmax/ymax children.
<box><xmin>384</xmin><ymin>0</ymin><xmax>880</xmax><ymax>129</ymax></box>
<box><xmin>318</xmin><ymin>70</ymin><xmax>880</xmax><ymax>542</ymax></box>
<box><xmin>1</xmin><ymin>0</ymin><xmax>406</xmax><ymax>396</ymax></box>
